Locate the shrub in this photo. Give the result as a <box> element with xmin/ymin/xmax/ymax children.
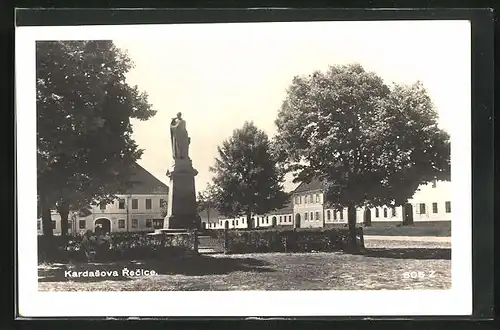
<box><xmin>206</xmin><ymin>227</ymin><xmax>364</xmax><ymax>254</ymax></box>
<box><xmin>38</xmin><ymin>231</ymin><xmax>197</xmax><ymax>263</ymax></box>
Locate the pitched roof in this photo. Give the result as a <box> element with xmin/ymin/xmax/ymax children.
<box><xmin>269</xmin><ymin>201</ymin><xmax>293</xmax><ymax>214</ymax></box>
<box><xmin>198</xmin><ymin>208</ymin><xmax>222</xmax><ymax>223</ymax></box>
<box><xmin>120</xmin><ymin>163</ymin><xmax>169</xmax><ymax>195</ymax></box>
<box><xmin>292</xmin><ymin>177</ymin><xmax>323</xmax><ymax>193</ymax></box>
<box><xmin>199</xmin><ymin>201</ymin><xmax>294</xmax><ymax>221</ymax></box>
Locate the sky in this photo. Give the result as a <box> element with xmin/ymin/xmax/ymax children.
<box><xmin>112</xmin><ymin>20</ymin><xmax>470</xmax><ymax>194</ymax></box>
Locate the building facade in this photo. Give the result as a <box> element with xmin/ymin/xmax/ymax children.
<box><xmin>38</xmin><ymin>163</ymin><xmax>169</xmax><ymax>235</ymax></box>
<box><xmin>205</xmin><ymin>179</ymin><xmax>452</xmax><ymax>229</ymax></box>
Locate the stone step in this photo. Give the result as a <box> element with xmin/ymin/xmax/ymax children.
<box><xmin>197</xmin><ymin>236</ymin><xmax>224</xmax><ymax>253</ymax></box>
<box><xmin>197</xmin><ymin>248</ymin><xmax>219</xmax><ymax>254</ymax></box>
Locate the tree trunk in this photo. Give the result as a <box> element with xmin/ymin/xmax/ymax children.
<box><xmin>246</xmin><ymin>210</ymin><xmax>253</xmax><ymax>229</ymax></box>
<box><xmin>40</xmin><ymin>195</ymin><xmax>53</xmax><ymax>237</ymax></box>
<box><xmin>403</xmin><ymin>203</ymin><xmax>414</xmax><ymax>226</ymax></box>
<box><xmin>347</xmin><ymin>204</ymin><xmax>360</xmax><ymax>252</ymax></box>
<box><xmin>363</xmin><ymin>208</ymin><xmax>372</xmax><ymax>226</ymax></box>
<box><xmin>58</xmin><ymin>200</ymin><xmax>70</xmax><ymax>236</ymax></box>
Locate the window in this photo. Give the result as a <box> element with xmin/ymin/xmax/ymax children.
<box><xmin>52</xmin><ymin>221</ymin><xmax>56</xmax><ymax>229</ymax></box>
<box><xmin>79</xmin><ymin>220</ymin><xmax>86</xmax><ymax>229</ymax></box>
<box><xmin>310</xmin><ymin>194</ymin><xmax>314</xmax><ymax>204</ymax></box>
<box><xmin>419</xmin><ymin>203</ymin><xmax>426</xmax><ymax>214</ymax></box>
<box><xmin>118</xmin><ymin>199</ymin><xmax>125</xmax><ymax>209</ymax></box>
<box><xmin>145</xmin><ymin>199</ymin><xmax>152</xmax><ymax>209</ymax></box>
<box><xmin>383</xmin><ymin>208</ymin><xmax>388</xmax><ymax>218</ymax></box>
<box><xmin>339</xmin><ymin>211</ymin><xmax>343</xmax><ymax>220</ymax></box>
<box><xmin>445</xmin><ymin>201</ymin><xmax>451</xmax><ymax>213</ymax></box>
<box><xmin>289</xmin><ymin>215</ymin><xmax>292</xmax><ymax>222</ymax></box>
<box><xmin>315</xmin><ymin>211</ymin><xmax>320</xmax><ymax>220</ymax></box>
<box><xmin>333</xmin><ymin>211</ymin><xmax>337</xmax><ymax>221</ymax></box>
<box><xmin>146</xmin><ymin>219</ymin><xmax>152</xmax><ymax>228</ymax></box>
<box><xmin>242</xmin><ymin>218</ymin><xmax>245</xmax><ymax>223</ymax></box>
<box><xmin>132</xmin><ymin>199</ymin><xmax>138</xmax><ymax>209</ymax></box>
<box><xmin>266</xmin><ymin>217</ymin><xmax>269</xmax><ymax>224</ymax></box>
<box><xmin>299</xmin><ymin>196</ymin><xmax>302</xmax><ymax>204</ymax></box>
<box><xmin>100</xmin><ymin>202</ymin><xmax>106</xmax><ymax>210</ymax></box>
<box><xmin>153</xmin><ymin>219</ymin><xmax>163</xmax><ymax>229</ymax></box>
<box><xmin>392</xmin><ymin>207</ymin><xmax>396</xmax><ymax>217</ymax></box>
<box><xmin>316</xmin><ymin>194</ymin><xmax>320</xmax><ymax>203</ymax></box>
<box><xmin>375</xmin><ymin>208</ymin><xmax>379</xmax><ymax>218</ymax></box>
<box><xmin>310</xmin><ymin>212</ymin><xmax>313</xmax><ymax>221</ymax></box>
<box><xmin>131</xmin><ymin>219</ymin><xmax>138</xmax><ymax>228</ymax></box>
<box><xmin>118</xmin><ymin>219</ymin><xmax>125</xmax><ymax>228</ymax></box>
<box><xmin>279</xmin><ymin>216</ymin><xmax>282</xmax><ymax>223</ymax></box>
<box><xmin>305</xmin><ymin>195</ymin><xmax>308</xmax><ymax>204</ymax></box>
<box><xmin>37</xmin><ymin>221</ymin><xmax>41</xmax><ymax>230</ymax></box>
<box><xmin>432</xmin><ymin>203</ymin><xmax>438</xmax><ymax>214</ymax></box>
<box><xmin>160</xmin><ymin>198</ymin><xmax>166</xmax><ymax>206</ymax></box>
<box><xmin>305</xmin><ymin>212</ymin><xmax>309</xmax><ymax>221</ymax></box>
<box><xmin>235</xmin><ymin>220</ymin><xmax>238</xmax><ymax>226</ymax></box>
<box><xmin>327</xmin><ymin>210</ymin><xmax>331</xmax><ymax>221</ymax></box>
<box><xmin>232</xmin><ymin>220</ymin><xmax>235</xmax><ymax>226</ymax></box>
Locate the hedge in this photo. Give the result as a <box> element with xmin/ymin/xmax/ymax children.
<box><xmin>38</xmin><ymin>231</ymin><xmax>197</xmax><ymax>263</ymax></box>
<box><xmin>205</xmin><ymin>227</ymin><xmax>364</xmax><ymax>254</ymax></box>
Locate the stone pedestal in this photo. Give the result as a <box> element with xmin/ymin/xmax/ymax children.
<box><xmin>164</xmin><ymin>158</ymin><xmax>201</xmax><ymax>230</ymax></box>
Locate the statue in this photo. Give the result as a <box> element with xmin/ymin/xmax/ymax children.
<box><xmin>170</xmin><ymin>112</ymin><xmax>190</xmax><ymax>160</ymax></box>
<box><xmin>163</xmin><ymin>111</ymin><xmax>200</xmax><ymax>231</ymax></box>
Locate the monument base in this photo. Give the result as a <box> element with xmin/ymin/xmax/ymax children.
<box><xmin>163</xmin><ymin>157</ymin><xmax>200</xmax><ymax>231</ymax></box>
<box><xmin>164</xmin><ymin>214</ymin><xmax>202</xmax><ymax>230</ymax></box>
<box><xmin>149</xmin><ymin>228</ymin><xmax>190</xmax><ymax>235</ymax></box>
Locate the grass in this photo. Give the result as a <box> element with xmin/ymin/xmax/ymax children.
<box><xmin>359</xmin><ymin>221</ymin><xmax>451</xmax><ymax>237</ymax></box>
<box><xmin>38</xmin><ymin>240</ymin><xmax>451</xmax><ymax>291</ymax></box>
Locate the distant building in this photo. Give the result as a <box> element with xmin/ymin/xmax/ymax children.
<box><xmin>38</xmin><ymin>163</ymin><xmax>169</xmax><ymax>235</ymax></box>
<box><xmin>206</xmin><ymin>179</ymin><xmax>452</xmax><ymax>229</ymax></box>
<box><xmin>291</xmin><ymin>178</ymin><xmax>452</xmax><ymax>228</ymax></box>
<box><xmin>201</xmin><ymin>202</ymin><xmax>294</xmax><ymax>230</ymax></box>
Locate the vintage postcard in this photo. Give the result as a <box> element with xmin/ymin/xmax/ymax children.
<box><xmin>16</xmin><ymin>19</ymin><xmax>472</xmax><ymax>317</ymax></box>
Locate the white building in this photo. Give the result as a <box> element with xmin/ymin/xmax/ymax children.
<box><xmin>38</xmin><ymin>163</ymin><xmax>169</xmax><ymax>235</ymax></box>
<box><xmin>291</xmin><ymin>178</ymin><xmax>452</xmax><ymax>228</ymax></box>
<box><xmin>205</xmin><ymin>179</ymin><xmax>452</xmax><ymax>230</ymax></box>
<box><xmin>202</xmin><ymin>203</ymin><xmax>294</xmax><ymax>230</ymax></box>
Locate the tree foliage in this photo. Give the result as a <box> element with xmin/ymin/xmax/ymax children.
<box><xmin>210</xmin><ymin>122</ymin><xmax>289</xmax><ymax>229</ymax></box>
<box><xmin>275</xmin><ymin>64</ymin><xmax>450</xmax><ymax>247</ymax></box>
<box><xmin>37</xmin><ymin>40</ymin><xmax>156</xmax><ymax>236</ymax></box>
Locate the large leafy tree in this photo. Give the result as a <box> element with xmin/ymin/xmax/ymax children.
<box><xmin>210</xmin><ymin>122</ymin><xmax>289</xmax><ymax>229</ymax></box>
<box><xmin>275</xmin><ymin>64</ymin><xmax>450</xmax><ymax>249</ymax></box>
<box><xmin>37</xmin><ymin>40</ymin><xmax>156</xmax><ymax>236</ymax></box>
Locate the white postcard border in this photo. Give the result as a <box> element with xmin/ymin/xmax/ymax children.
<box><xmin>16</xmin><ymin>21</ymin><xmax>472</xmax><ymax>317</ymax></box>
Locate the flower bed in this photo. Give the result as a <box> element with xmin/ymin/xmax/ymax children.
<box><xmin>38</xmin><ymin>232</ymin><xmax>197</xmax><ymax>262</ymax></box>
<box><xmin>206</xmin><ymin>227</ymin><xmax>364</xmax><ymax>254</ymax></box>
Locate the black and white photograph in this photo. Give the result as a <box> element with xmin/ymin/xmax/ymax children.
<box><xmin>16</xmin><ymin>18</ymin><xmax>473</xmax><ymax>317</ymax></box>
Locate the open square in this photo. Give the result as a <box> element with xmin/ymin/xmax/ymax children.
<box><xmin>38</xmin><ymin>238</ymin><xmax>451</xmax><ymax>291</ymax></box>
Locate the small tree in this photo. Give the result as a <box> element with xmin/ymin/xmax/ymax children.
<box><xmin>197</xmin><ymin>184</ymin><xmax>216</xmax><ymax>228</ymax></box>
<box><xmin>275</xmin><ymin>64</ymin><xmax>450</xmax><ymax>250</ymax></box>
<box><xmin>210</xmin><ymin>122</ymin><xmax>289</xmax><ymax>229</ymax></box>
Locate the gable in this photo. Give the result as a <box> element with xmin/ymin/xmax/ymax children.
<box><xmin>119</xmin><ymin>163</ymin><xmax>169</xmax><ymax>195</ymax></box>
<box><xmin>292</xmin><ymin>177</ymin><xmax>323</xmax><ymax>194</ymax></box>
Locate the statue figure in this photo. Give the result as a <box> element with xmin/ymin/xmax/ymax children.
<box><xmin>170</xmin><ymin>112</ymin><xmax>190</xmax><ymax>160</ymax></box>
